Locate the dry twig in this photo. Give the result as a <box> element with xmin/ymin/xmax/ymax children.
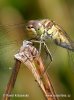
<box><xmin>3</xmin><ymin>60</ymin><xmax>21</xmax><ymax>100</ymax></box>
<box><xmin>3</xmin><ymin>40</ymin><xmax>58</xmax><ymax>100</ymax></box>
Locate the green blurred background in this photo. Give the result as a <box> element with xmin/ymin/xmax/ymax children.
<box><xmin>0</xmin><ymin>0</ymin><xmax>74</xmax><ymax>100</ymax></box>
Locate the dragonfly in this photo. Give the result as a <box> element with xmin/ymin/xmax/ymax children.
<box><xmin>0</xmin><ymin>19</ymin><xmax>74</xmax><ymax>71</ymax></box>
<box><xmin>26</xmin><ymin>19</ymin><xmax>74</xmax><ymax>67</ymax></box>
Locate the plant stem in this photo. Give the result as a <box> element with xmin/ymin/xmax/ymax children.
<box><xmin>14</xmin><ymin>40</ymin><xmax>59</xmax><ymax>100</ymax></box>
<box><xmin>3</xmin><ymin>40</ymin><xmax>59</xmax><ymax>100</ymax></box>
<box><xmin>3</xmin><ymin>59</ymin><xmax>21</xmax><ymax>100</ymax></box>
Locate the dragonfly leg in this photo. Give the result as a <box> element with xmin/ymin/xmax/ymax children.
<box><xmin>30</xmin><ymin>39</ymin><xmax>53</xmax><ymax>62</ymax></box>
<box><xmin>29</xmin><ymin>40</ymin><xmax>53</xmax><ymax>78</ymax></box>
<box><xmin>39</xmin><ymin>40</ymin><xmax>42</xmax><ymax>54</ymax></box>
<box><xmin>43</xmin><ymin>42</ymin><xmax>53</xmax><ymax>61</ymax></box>
<box><xmin>30</xmin><ymin>40</ymin><xmax>53</xmax><ymax>60</ymax></box>
<box><xmin>30</xmin><ymin>39</ymin><xmax>44</xmax><ymax>55</ymax></box>
<box><xmin>39</xmin><ymin>42</ymin><xmax>53</xmax><ymax>77</ymax></box>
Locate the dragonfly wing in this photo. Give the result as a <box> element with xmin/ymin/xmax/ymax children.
<box><xmin>0</xmin><ymin>39</ymin><xmax>22</xmax><ymax>69</ymax></box>
<box><xmin>0</xmin><ymin>28</ymin><xmax>26</xmax><ymax>72</ymax></box>
<box><xmin>54</xmin><ymin>26</ymin><xmax>74</xmax><ymax>51</ymax></box>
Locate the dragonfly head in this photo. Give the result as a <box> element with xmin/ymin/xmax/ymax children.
<box><xmin>26</xmin><ymin>20</ymin><xmax>44</xmax><ymax>36</ymax></box>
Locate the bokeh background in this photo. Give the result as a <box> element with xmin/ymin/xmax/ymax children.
<box><xmin>0</xmin><ymin>0</ymin><xmax>74</xmax><ymax>100</ymax></box>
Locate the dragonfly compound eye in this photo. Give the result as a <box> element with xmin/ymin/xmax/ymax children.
<box><xmin>26</xmin><ymin>25</ymin><xmax>34</xmax><ymax>29</ymax></box>
<box><xmin>26</xmin><ymin>20</ymin><xmax>35</xmax><ymax>30</ymax></box>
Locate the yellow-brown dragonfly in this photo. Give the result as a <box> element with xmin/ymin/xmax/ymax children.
<box><xmin>0</xmin><ymin>19</ymin><xmax>74</xmax><ymax>71</ymax></box>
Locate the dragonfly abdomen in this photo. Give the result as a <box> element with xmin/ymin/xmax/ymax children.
<box><xmin>54</xmin><ymin>39</ymin><xmax>74</xmax><ymax>51</ymax></box>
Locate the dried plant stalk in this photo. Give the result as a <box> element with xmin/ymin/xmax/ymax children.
<box><xmin>3</xmin><ymin>60</ymin><xmax>21</xmax><ymax>100</ymax></box>
<box><xmin>3</xmin><ymin>40</ymin><xmax>59</xmax><ymax>100</ymax></box>
<box><xmin>15</xmin><ymin>40</ymin><xmax>59</xmax><ymax>100</ymax></box>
